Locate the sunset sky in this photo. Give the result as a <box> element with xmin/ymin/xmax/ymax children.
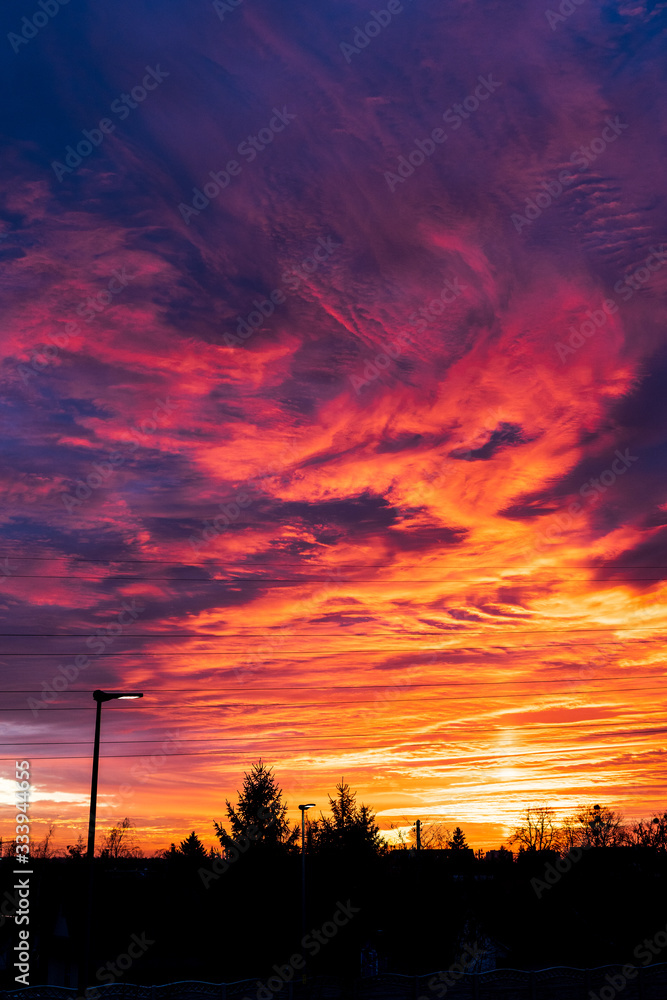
<box><xmin>1</xmin><ymin>0</ymin><xmax>667</xmax><ymax>854</ymax></box>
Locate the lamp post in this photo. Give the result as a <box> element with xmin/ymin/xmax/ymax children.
<box><xmin>298</xmin><ymin>803</ymin><xmax>315</xmax><ymax>973</ymax></box>
<box><xmin>80</xmin><ymin>690</ymin><xmax>143</xmax><ymax>992</ymax></box>
<box><xmin>87</xmin><ymin>690</ymin><xmax>143</xmax><ymax>859</ymax></box>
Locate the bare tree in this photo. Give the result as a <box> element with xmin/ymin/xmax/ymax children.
<box><xmin>32</xmin><ymin>824</ymin><xmax>58</xmax><ymax>859</ymax></box>
<box><xmin>630</xmin><ymin>811</ymin><xmax>667</xmax><ymax>850</ymax></box>
<box><xmin>558</xmin><ymin>814</ymin><xmax>585</xmax><ymax>853</ymax></box>
<box><xmin>2</xmin><ymin>839</ymin><xmax>17</xmax><ymax>860</ymax></box>
<box><xmin>99</xmin><ymin>817</ymin><xmax>142</xmax><ymax>859</ymax></box>
<box><xmin>509</xmin><ymin>806</ymin><xmax>561</xmax><ymax>852</ymax></box>
<box><xmin>576</xmin><ymin>804</ymin><xmax>626</xmax><ymax>847</ymax></box>
<box><xmin>390</xmin><ymin>819</ymin><xmax>452</xmax><ymax>850</ymax></box>
<box><xmin>419</xmin><ymin>821</ymin><xmax>452</xmax><ymax>849</ymax></box>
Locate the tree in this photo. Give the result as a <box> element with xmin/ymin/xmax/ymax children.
<box><xmin>558</xmin><ymin>814</ymin><xmax>585</xmax><ymax>853</ymax></box>
<box><xmin>2</xmin><ymin>839</ymin><xmax>17</xmax><ymax>860</ymax></box>
<box><xmin>631</xmin><ymin>811</ymin><xmax>667</xmax><ymax>850</ymax></box>
<box><xmin>214</xmin><ymin>760</ymin><xmax>299</xmax><ymax>856</ymax></box>
<box><xmin>448</xmin><ymin>827</ymin><xmax>468</xmax><ymax>850</ymax></box>
<box><xmin>510</xmin><ymin>806</ymin><xmax>561</xmax><ymax>852</ymax></box>
<box><xmin>66</xmin><ymin>834</ymin><xmax>86</xmax><ymax>860</ymax></box>
<box><xmin>176</xmin><ymin>831</ymin><xmax>210</xmax><ymax>861</ymax></box>
<box><xmin>576</xmin><ymin>804</ymin><xmax>626</xmax><ymax>848</ymax></box>
<box><xmin>99</xmin><ymin>817</ymin><xmax>142</xmax><ymax>859</ymax></box>
<box><xmin>420</xmin><ymin>822</ymin><xmax>452</xmax><ymax>849</ymax></box>
<box><xmin>312</xmin><ymin>780</ymin><xmax>387</xmax><ymax>856</ymax></box>
<box><xmin>399</xmin><ymin>820</ymin><xmax>451</xmax><ymax>850</ymax></box>
<box><xmin>32</xmin><ymin>824</ymin><xmax>58</xmax><ymax>859</ymax></box>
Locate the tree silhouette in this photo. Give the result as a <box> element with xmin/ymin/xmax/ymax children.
<box><xmin>631</xmin><ymin>811</ymin><xmax>667</xmax><ymax>850</ymax></box>
<box><xmin>99</xmin><ymin>817</ymin><xmax>142</xmax><ymax>859</ymax></box>
<box><xmin>214</xmin><ymin>760</ymin><xmax>299</xmax><ymax>856</ymax></box>
<box><xmin>312</xmin><ymin>779</ymin><xmax>387</xmax><ymax>855</ymax></box>
<box><xmin>510</xmin><ymin>806</ymin><xmax>560</xmax><ymax>851</ymax></box>
<box><xmin>448</xmin><ymin>826</ymin><xmax>468</xmax><ymax>850</ymax></box>
<box><xmin>577</xmin><ymin>804</ymin><xmax>626</xmax><ymax>848</ymax></box>
<box><xmin>32</xmin><ymin>823</ymin><xmax>58</xmax><ymax>858</ymax></box>
<box><xmin>418</xmin><ymin>822</ymin><xmax>452</xmax><ymax>849</ymax></box>
<box><xmin>178</xmin><ymin>831</ymin><xmax>210</xmax><ymax>860</ymax></box>
<box><xmin>66</xmin><ymin>834</ymin><xmax>86</xmax><ymax>860</ymax></box>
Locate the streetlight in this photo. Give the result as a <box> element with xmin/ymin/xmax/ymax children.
<box><xmin>80</xmin><ymin>689</ymin><xmax>143</xmax><ymax>993</ymax></box>
<box><xmin>299</xmin><ymin>802</ymin><xmax>315</xmax><ymax>980</ymax></box>
<box><xmin>87</xmin><ymin>690</ymin><xmax>143</xmax><ymax>859</ymax></box>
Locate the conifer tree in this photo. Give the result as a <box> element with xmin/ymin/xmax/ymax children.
<box><xmin>313</xmin><ymin>779</ymin><xmax>387</xmax><ymax>855</ymax></box>
<box><xmin>449</xmin><ymin>826</ymin><xmax>468</xmax><ymax>850</ymax></box>
<box><xmin>214</xmin><ymin>760</ymin><xmax>299</xmax><ymax>855</ymax></box>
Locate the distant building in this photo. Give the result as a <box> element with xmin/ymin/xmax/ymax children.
<box><xmin>485</xmin><ymin>848</ymin><xmax>514</xmax><ymax>862</ymax></box>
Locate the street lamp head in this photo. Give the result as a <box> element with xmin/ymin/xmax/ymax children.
<box><xmin>298</xmin><ymin>803</ymin><xmax>316</xmax><ymax>811</ymax></box>
<box><xmin>93</xmin><ymin>690</ymin><xmax>144</xmax><ymax>702</ymax></box>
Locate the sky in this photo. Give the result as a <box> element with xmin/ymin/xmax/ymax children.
<box><xmin>1</xmin><ymin>0</ymin><xmax>667</xmax><ymax>854</ymax></box>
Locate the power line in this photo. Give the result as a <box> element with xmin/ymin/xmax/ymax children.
<box><xmin>2</xmin><ymin>672</ymin><xmax>664</xmax><ymax>692</ymax></box>
<box><xmin>3</xmin><ymin>715</ymin><xmax>666</xmax><ymax>747</ymax></box>
<box><xmin>5</xmin><ymin>557</ymin><xmax>667</xmax><ymax>571</ymax></box>
<box><xmin>5</xmin><ymin>555</ymin><xmax>667</xmax><ymax>567</ymax></box>
<box><xmin>0</xmin><ymin>734</ymin><xmax>663</xmax><ymax>763</ymax></box>
<box><xmin>0</xmin><ymin>625</ymin><xmax>659</xmax><ymax>636</ymax></box>
<box><xmin>1</xmin><ymin>574</ymin><xmax>665</xmax><ymax>581</ymax></box>
<box><xmin>1</xmin><ymin>683</ymin><xmax>663</xmax><ymax>711</ymax></box>
<box><xmin>1</xmin><ymin>638</ymin><xmax>662</xmax><ymax>655</ymax></box>
<box><xmin>0</xmin><ymin>641</ymin><xmax>661</xmax><ymax>661</ymax></box>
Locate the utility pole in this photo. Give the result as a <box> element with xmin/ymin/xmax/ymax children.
<box><xmin>415</xmin><ymin>819</ymin><xmax>421</xmax><ymax>851</ymax></box>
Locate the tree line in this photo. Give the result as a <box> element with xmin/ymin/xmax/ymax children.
<box><xmin>2</xmin><ymin>761</ymin><xmax>666</xmax><ymax>861</ymax></box>
<box><xmin>508</xmin><ymin>803</ymin><xmax>667</xmax><ymax>853</ymax></box>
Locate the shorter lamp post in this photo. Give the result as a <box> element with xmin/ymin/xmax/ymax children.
<box><xmin>299</xmin><ymin>803</ymin><xmax>315</xmax><ymax>974</ymax></box>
